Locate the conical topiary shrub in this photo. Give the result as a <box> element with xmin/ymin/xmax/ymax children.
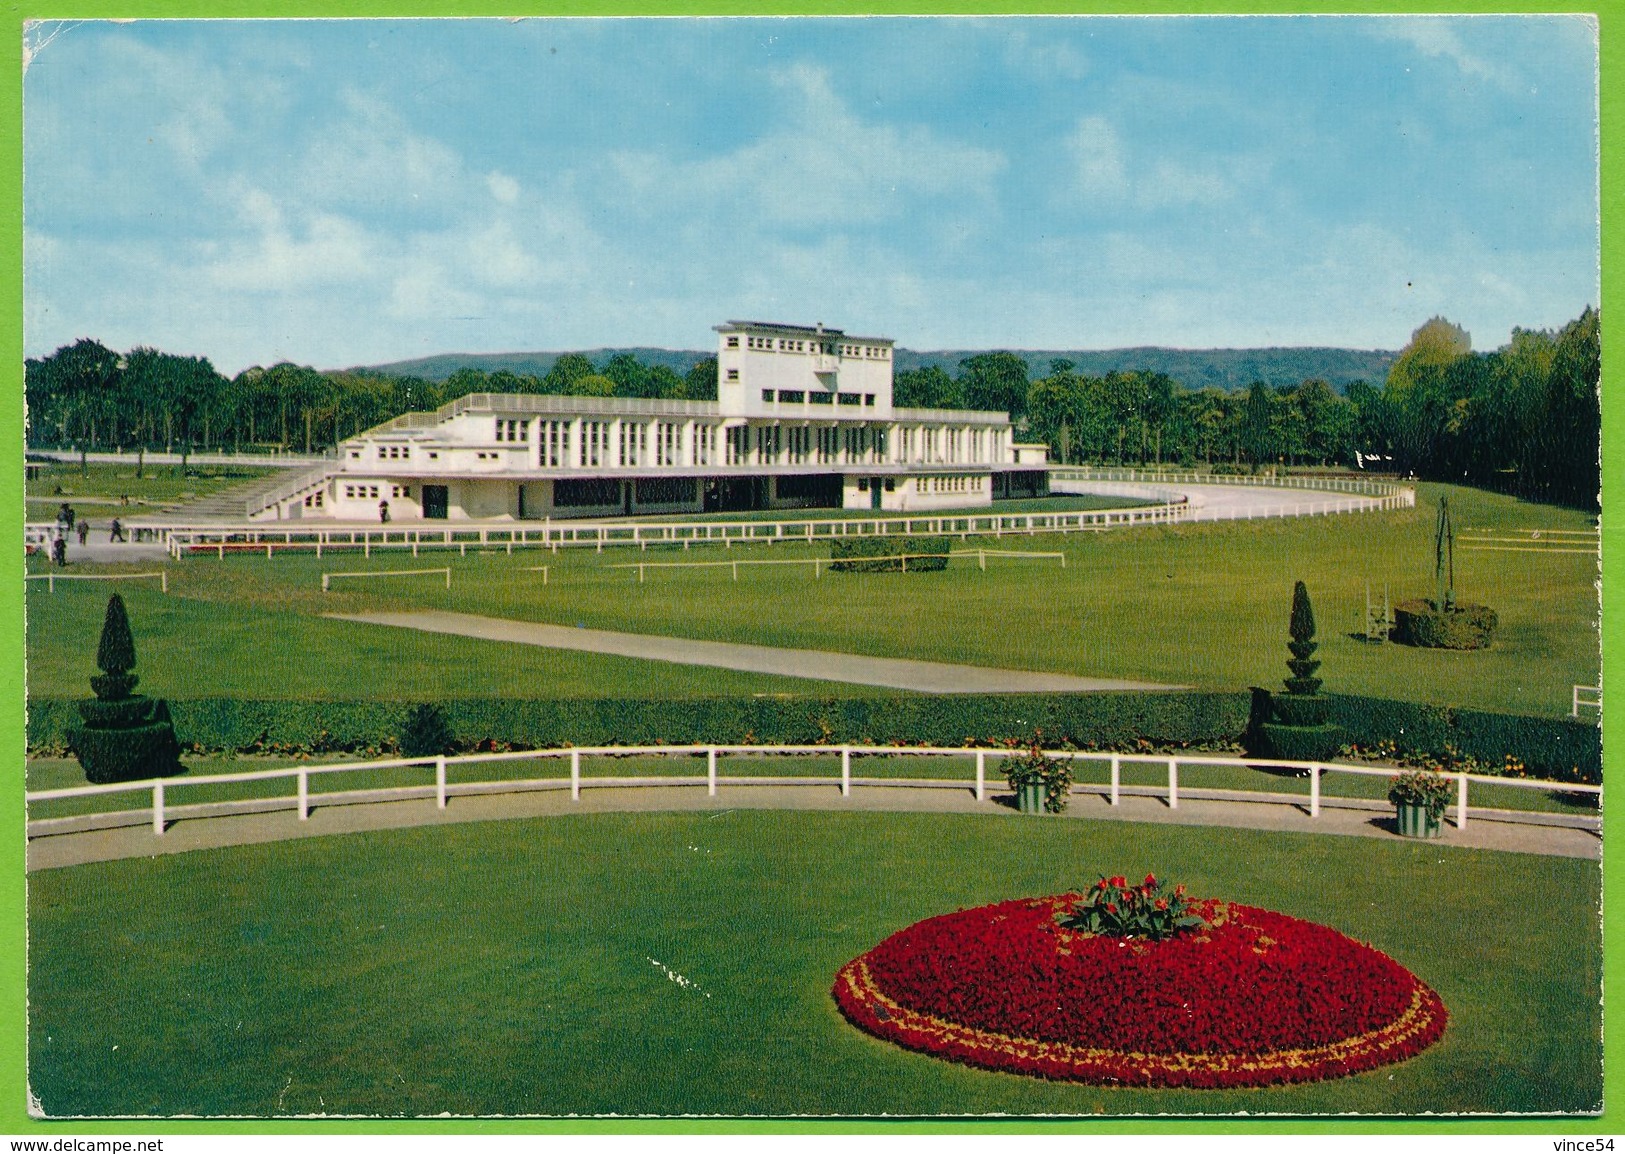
<box><xmin>1255</xmin><ymin>582</ymin><xmax>1343</xmax><ymax>764</ymax></box>
<box><xmin>67</xmin><ymin>594</ymin><xmax>183</xmax><ymax>784</ymax></box>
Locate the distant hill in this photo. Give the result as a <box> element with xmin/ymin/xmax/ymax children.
<box><xmin>351</xmin><ymin>348</ymin><xmax>709</xmax><ymax>381</ymax></box>
<box><xmin>354</xmin><ymin>345</ymin><xmax>1397</xmax><ymax>393</ymax></box>
<box><xmin>894</xmin><ymin>347</ymin><xmax>1397</xmax><ymax>392</ymax></box>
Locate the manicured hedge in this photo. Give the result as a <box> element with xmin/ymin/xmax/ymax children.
<box><xmin>27</xmin><ymin>692</ymin><xmax>1252</xmax><ymax>756</ymax></box>
<box><xmin>1391</xmin><ymin>600</ymin><xmax>1499</xmax><ymax>649</ymax></box>
<box><xmin>1322</xmin><ymin>694</ymin><xmax>1600</xmax><ymax>785</ymax></box>
<box><xmin>27</xmin><ymin>690</ymin><xmax>1599</xmax><ymax>784</ymax></box>
<box><xmin>829</xmin><ymin>535</ymin><xmax>952</xmax><ymax>572</ymax></box>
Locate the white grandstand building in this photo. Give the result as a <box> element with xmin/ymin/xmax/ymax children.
<box><xmin>258</xmin><ymin>321</ymin><xmax>1049</xmax><ymax>522</ymax></box>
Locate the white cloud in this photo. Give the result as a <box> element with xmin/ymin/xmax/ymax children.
<box><xmin>1066</xmin><ymin>114</ymin><xmax>1254</xmax><ymax>209</ymax></box>
<box><xmin>486</xmin><ymin>171</ymin><xmax>521</xmax><ymax>204</ymax></box>
<box><xmin>1375</xmin><ymin>18</ymin><xmax>1513</xmax><ymax>89</ymax></box>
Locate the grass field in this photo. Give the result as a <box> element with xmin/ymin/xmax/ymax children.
<box><xmin>26</xmin><ymin>460</ymin><xmax>278</xmax><ymax>515</ymax></box>
<box><xmin>25</xmin><ymin>809</ymin><xmax>1602</xmax><ymax>1116</ymax></box>
<box><xmin>25</xmin><ymin>483</ymin><xmax>1600</xmax><ymax>716</ymax></box>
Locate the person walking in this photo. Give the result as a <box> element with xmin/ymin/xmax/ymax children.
<box><xmin>109</xmin><ymin>517</ymin><xmax>126</xmax><ymax>543</ymax></box>
<box><xmin>379</xmin><ymin>499</ymin><xmax>391</xmax><ymax>523</ymax></box>
<box><xmin>51</xmin><ymin>532</ymin><xmax>67</xmax><ymax>567</ymax></box>
<box><xmin>76</xmin><ymin>520</ymin><xmax>89</xmax><ymax>547</ymax></box>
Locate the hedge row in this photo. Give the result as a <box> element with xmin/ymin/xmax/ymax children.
<box><xmin>26</xmin><ymin>692</ymin><xmax>1252</xmax><ymax>756</ymax></box>
<box><xmin>27</xmin><ymin>691</ymin><xmax>1599</xmax><ymax>784</ymax></box>
<box><xmin>828</xmin><ymin>535</ymin><xmax>952</xmax><ymax>572</ymax></box>
<box><xmin>1319</xmin><ymin>694</ymin><xmax>1601</xmax><ymax>786</ymax></box>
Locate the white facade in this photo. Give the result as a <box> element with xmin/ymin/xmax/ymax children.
<box><xmin>258</xmin><ymin>321</ymin><xmax>1048</xmax><ymax>522</ymax></box>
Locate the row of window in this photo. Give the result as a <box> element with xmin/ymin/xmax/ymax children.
<box><xmin>725</xmin><ymin>334</ymin><xmax>890</xmax><ymax>359</ymax></box>
<box><xmin>495</xmin><ymin>419</ymin><xmax>529</xmax><ymax>442</ymax></box>
<box><xmin>340</xmin><ymin>484</ymin><xmax>414</xmax><ymax>500</ymax></box>
<box><xmin>760</xmin><ymin>389</ymin><xmax>875</xmax><ymax>407</ymax></box>
<box><xmin>921</xmin><ymin>475</ymin><xmax>978</xmax><ymax>494</ymax></box>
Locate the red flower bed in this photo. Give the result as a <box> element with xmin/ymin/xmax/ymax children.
<box><xmin>833</xmin><ymin>896</ymin><xmax>1447</xmax><ymax>1088</ymax></box>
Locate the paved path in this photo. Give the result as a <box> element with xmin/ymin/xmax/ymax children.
<box><xmin>26</xmin><ymin>781</ymin><xmax>1598</xmax><ymax>872</ymax></box>
<box><xmin>329</xmin><ymin>610</ymin><xmax>1181</xmax><ymax>694</ymax></box>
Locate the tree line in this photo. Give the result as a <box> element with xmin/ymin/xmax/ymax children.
<box><xmin>25</xmin><ymin>308</ymin><xmax>1597</xmax><ymax>509</ymax></box>
<box><xmin>24</xmin><ymin>343</ymin><xmax>721</xmax><ymax>467</ymax></box>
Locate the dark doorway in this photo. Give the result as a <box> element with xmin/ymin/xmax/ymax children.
<box><xmin>422</xmin><ymin>485</ymin><xmax>449</xmax><ymax>519</ymax></box>
<box><xmin>870</xmin><ymin>480</ymin><xmax>883</xmax><ymax>510</ymax></box>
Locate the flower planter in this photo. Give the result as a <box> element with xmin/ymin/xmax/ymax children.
<box><xmin>1016</xmin><ymin>781</ymin><xmax>1047</xmax><ymax>814</ymax></box>
<box><xmin>1395</xmin><ymin>801</ymin><xmax>1443</xmax><ymax>839</ymax></box>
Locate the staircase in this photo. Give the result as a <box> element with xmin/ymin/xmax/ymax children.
<box><xmin>147</xmin><ymin>468</ymin><xmax>330</xmax><ymax>523</ymax></box>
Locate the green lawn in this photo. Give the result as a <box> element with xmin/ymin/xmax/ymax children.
<box><xmin>25</xmin><ymin>482</ymin><xmax>1599</xmax><ymax>716</ymax></box>
<box><xmin>26</xmin><ymin>460</ymin><xmax>278</xmax><ymax>513</ymax></box>
<box><xmin>26</xmin><ymin>810</ymin><xmax>1602</xmax><ymax>1116</ymax></box>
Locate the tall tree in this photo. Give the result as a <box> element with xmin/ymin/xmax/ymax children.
<box><xmin>958</xmin><ymin>352</ymin><xmax>1030</xmax><ymax>419</ymax></box>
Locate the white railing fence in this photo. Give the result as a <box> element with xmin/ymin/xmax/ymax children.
<box><xmin>25</xmin><ymin>570</ymin><xmax>169</xmax><ymax>593</ymax></box>
<box><xmin>1573</xmin><ymin>685</ymin><xmax>1602</xmax><ymax>718</ymax></box>
<box><xmin>26</xmin><ymin>744</ymin><xmax>1599</xmax><ymax>841</ymax></box>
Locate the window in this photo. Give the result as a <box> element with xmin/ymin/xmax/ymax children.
<box><xmin>636</xmin><ymin>477</ymin><xmax>691</xmax><ymax>505</ymax></box>
<box><xmin>726</xmin><ymin>425</ymin><xmax>748</xmax><ymax>466</ymax></box>
<box><xmin>787</xmin><ymin>426</ymin><xmax>810</xmax><ymax>464</ymax></box>
<box><xmin>554</xmin><ymin>478</ymin><xmax>620</xmax><ymax>507</ymax></box>
<box><xmin>391</xmin><ymin>484</ymin><xmax>412</xmax><ymax>498</ymax></box>
<box><xmin>864</xmin><ymin>394</ymin><xmax>875</xmax><ymax>406</ymax></box>
<box><xmin>349</xmin><ymin>451</ymin><xmax>360</xmax><ymax>460</ymax></box>
<box><xmin>540</xmin><ymin>420</ymin><xmax>571</xmax><ymax>467</ymax></box>
<box><xmin>809</xmin><ymin>392</ymin><xmax>833</xmax><ymax>405</ymax></box>
<box><xmin>761</xmin><ymin>389</ymin><xmax>774</xmax><ymax>403</ymax></box>
<box><xmin>694</xmin><ymin>425</ymin><xmax>714</xmax><ymax>466</ymax></box>
<box><xmin>884</xmin><ymin>478</ymin><xmax>895</xmax><ymax>491</ymax></box>
<box><xmin>619</xmin><ymin>421</ymin><xmax>646</xmax><ymax>467</ymax></box>
<box><xmin>778</xmin><ymin>390</ymin><xmax>804</xmax><ymax>404</ymax></box>
<box><xmin>495</xmin><ymin>419</ymin><xmax>528</xmax><ymax>443</ymax></box>
<box><xmin>727</xmin><ymin>368</ymin><xmax>740</xmax><ymax>381</ymax></box>
<box><xmin>726</xmin><ymin>336</ymin><xmax>739</xmax><ymax>348</ymax></box>
<box><xmin>581</xmin><ymin>421</ymin><xmax>609</xmax><ymax>467</ymax></box>
<box><xmin>857</xmin><ymin>478</ymin><xmax>868</xmax><ymax>491</ymax></box>
<box><xmin>816</xmin><ymin>427</ymin><xmax>837</xmax><ymax>464</ymax></box>
<box><xmin>428</xmin><ymin>451</ymin><xmax>439</xmax><ymax>460</ymax></box>
<box><xmin>377</xmin><ymin>446</ymin><xmax>388</xmax><ymax>459</ymax></box>
<box><xmin>838</xmin><ymin>394</ymin><xmax>861</xmax><ymax>406</ymax></box>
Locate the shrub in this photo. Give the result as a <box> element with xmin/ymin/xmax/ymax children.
<box><xmin>67</xmin><ymin>594</ymin><xmax>182</xmax><ymax>784</ymax></box>
<box><xmin>1392</xmin><ymin>599</ymin><xmax>1498</xmax><ymax>649</ymax></box>
<box><xmin>1254</xmin><ymin>582</ymin><xmax>1341</xmax><ymax>763</ymax></box>
<box><xmin>400</xmin><ymin>703</ymin><xmax>456</xmax><ymax>758</ymax></box>
<box><xmin>829</xmin><ymin>535</ymin><xmax>951</xmax><ymax>572</ymax></box>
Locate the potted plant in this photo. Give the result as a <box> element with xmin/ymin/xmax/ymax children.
<box><xmin>1387</xmin><ymin>769</ymin><xmax>1452</xmax><ymax>838</ymax></box>
<box><xmin>1001</xmin><ymin>743</ymin><xmax>1073</xmax><ymax>814</ymax></box>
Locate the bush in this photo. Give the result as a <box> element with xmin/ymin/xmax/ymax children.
<box><xmin>1392</xmin><ymin>599</ymin><xmax>1498</xmax><ymax>649</ymax></box>
<box><xmin>68</xmin><ymin>701</ymin><xmax>182</xmax><ymax>784</ymax></box>
<box><xmin>400</xmin><ymin>704</ymin><xmax>456</xmax><ymax>758</ymax></box>
<box><xmin>1255</xmin><ymin>722</ymin><xmax>1344</xmax><ymax>763</ymax></box>
<box><xmin>829</xmin><ymin>535</ymin><xmax>951</xmax><ymax>572</ymax></box>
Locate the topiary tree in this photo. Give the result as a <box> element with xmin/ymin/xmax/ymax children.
<box><xmin>67</xmin><ymin>594</ymin><xmax>183</xmax><ymax>784</ymax></box>
<box><xmin>1255</xmin><ymin>582</ymin><xmax>1342</xmax><ymax>764</ymax></box>
<box><xmin>1392</xmin><ymin>496</ymin><xmax>1498</xmax><ymax>648</ymax></box>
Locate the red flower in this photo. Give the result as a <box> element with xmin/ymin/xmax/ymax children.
<box><xmin>1143</xmin><ymin>873</ymin><xmax>1158</xmax><ymax>887</ymax></box>
<box><xmin>833</xmin><ymin>895</ymin><xmax>1448</xmax><ymax>1089</ymax></box>
<box><xmin>1107</xmin><ymin>876</ymin><xmax>1127</xmax><ymax>889</ymax></box>
<box><xmin>1104</xmin><ymin>902</ymin><xmax>1117</xmax><ymax>914</ymax></box>
<box><xmin>1155</xmin><ymin>898</ymin><xmax>1169</xmax><ymax>911</ymax></box>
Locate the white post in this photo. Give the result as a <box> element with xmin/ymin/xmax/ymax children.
<box><xmin>152</xmin><ymin>780</ymin><xmax>164</xmax><ymax>836</ymax></box>
<box><xmin>444</xmin><ymin>568</ymin><xmax>451</xmax><ymax>589</ymax></box>
<box><xmin>1457</xmin><ymin>772</ymin><xmax>1469</xmax><ymax>829</ymax></box>
<box><xmin>1309</xmin><ymin>764</ymin><xmax>1321</xmax><ymax>817</ymax></box>
<box><xmin>571</xmin><ymin>749</ymin><xmax>581</xmax><ymax>800</ymax></box>
<box><xmin>297</xmin><ymin>770</ymin><xmax>309</xmax><ymax>820</ymax></box>
<box><xmin>975</xmin><ymin>750</ymin><xmax>986</xmax><ymax>801</ymax></box>
<box><xmin>161</xmin><ymin>571</ymin><xmax>168</xmax><ymax>593</ymax></box>
<box><xmin>1110</xmin><ymin>755</ymin><xmax>1120</xmax><ymax>806</ymax></box>
<box><xmin>436</xmin><ymin>755</ymin><xmax>447</xmax><ymax>809</ymax></box>
<box><xmin>841</xmin><ymin>747</ymin><xmax>851</xmax><ymax>797</ymax></box>
<box><xmin>1168</xmin><ymin>758</ymin><xmax>1179</xmax><ymax>809</ymax></box>
<box><xmin>708</xmin><ymin>747</ymin><xmax>717</xmax><ymax>797</ymax></box>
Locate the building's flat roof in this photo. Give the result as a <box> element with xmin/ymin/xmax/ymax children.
<box><xmin>714</xmin><ymin>320</ymin><xmax>893</xmax><ymax>345</ymax></box>
<box><xmin>357</xmin><ymin>392</ymin><xmax>1010</xmax><ymax>440</ymax></box>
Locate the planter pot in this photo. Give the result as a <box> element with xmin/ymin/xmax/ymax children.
<box><xmin>1017</xmin><ymin>781</ymin><xmax>1047</xmax><ymax>814</ymax></box>
<box><xmin>1395</xmin><ymin>801</ymin><xmax>1443</xmax><ymax>839</ymax></box>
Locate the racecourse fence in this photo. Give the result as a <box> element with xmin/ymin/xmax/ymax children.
<box><xmin>24</xmin><ymin>474</ymin><xmax>1413</xmax><ymax>561</ymax></box>
<box><xmin>26</xmin><ymin>744</ymin><xmax>1598</xmax><ymax>842</ymax></box>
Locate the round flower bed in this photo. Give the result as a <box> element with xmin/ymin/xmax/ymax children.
<box><xmin>833</xmin><ymin>895</ymin><xmax>1447</xmax><ymax>1088</ymax></box>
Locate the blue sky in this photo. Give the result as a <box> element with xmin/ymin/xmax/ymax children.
<box><xmin>22</xmin><ymin>15</ymin><xmax>1599</xmax><ymax>375</ymax></box>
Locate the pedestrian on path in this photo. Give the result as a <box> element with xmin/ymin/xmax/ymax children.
<box><xmin>76</xmin><ymin>521</ymin><xmax>89</xmax><ymax>547</ymax></box>
<box><xmin>108</xmin><ymin>517</ymin><xmax>126</xmax><ymax>543</ymax></box>
<box><xmin>51</xmin><ymin>533</ymin><xmax>67</xmax><ymax>567</ymax></box>
<box><xmin>379</xmin><ymin>499</ymin><xmax>390</xmax><ymax>523</ymax></box>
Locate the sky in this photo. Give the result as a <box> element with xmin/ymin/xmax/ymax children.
<box><xmin>21</xmin><ymin>15</ymin><xmax>1601</xmax><ymax>376</ymax></box>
